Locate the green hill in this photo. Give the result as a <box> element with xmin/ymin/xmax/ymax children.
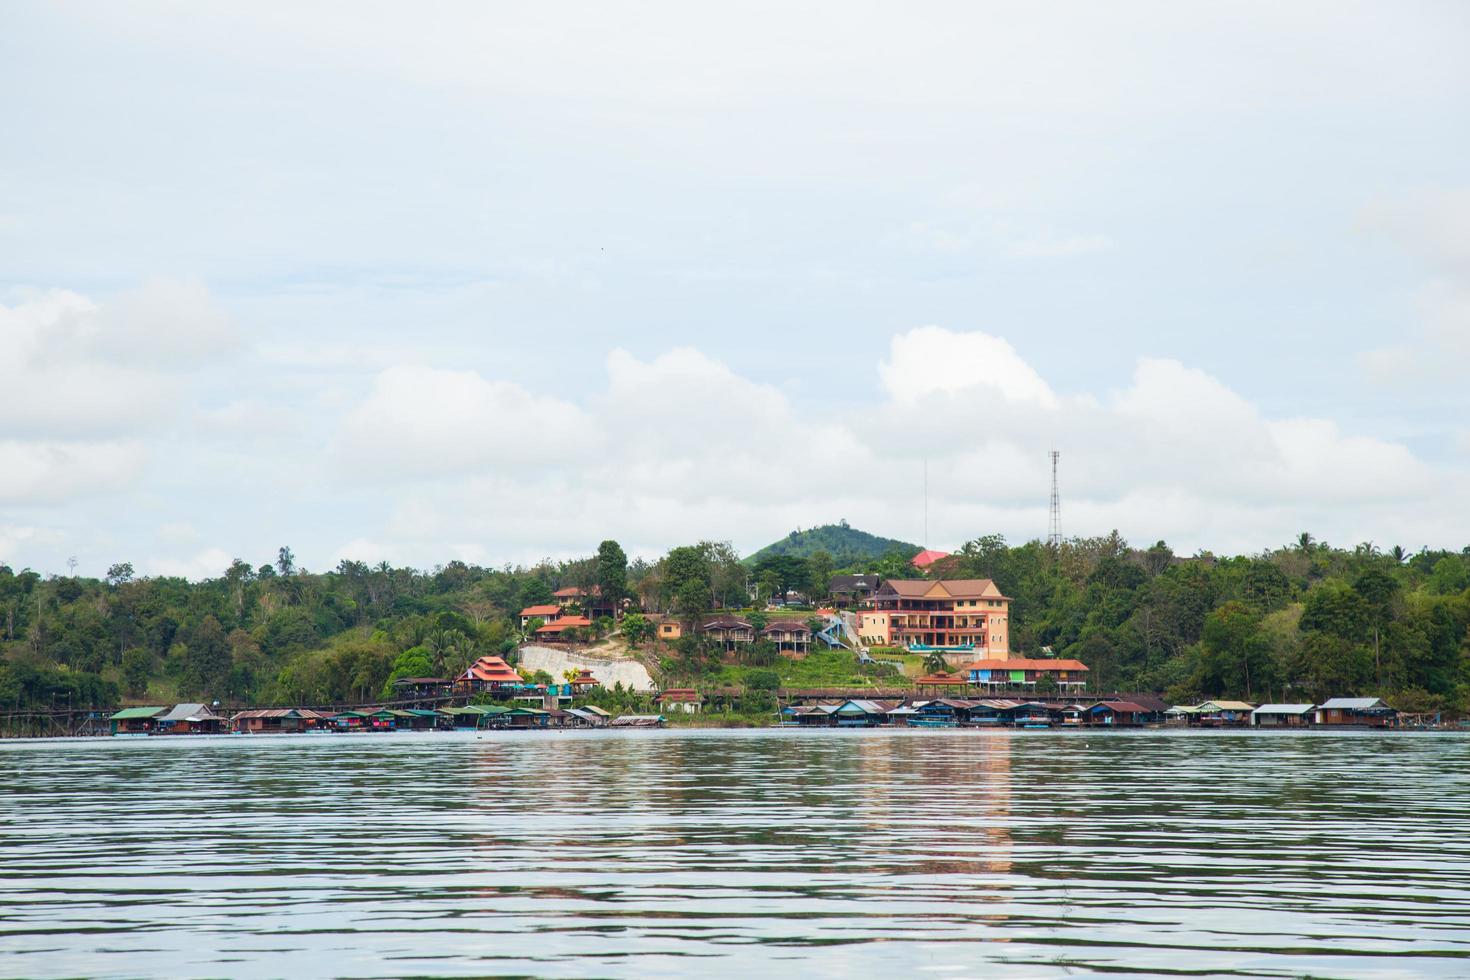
<box><xmin>745</xmin><ymin>523</ymin><xmax>920</xmax><ymax>568</ymax></box>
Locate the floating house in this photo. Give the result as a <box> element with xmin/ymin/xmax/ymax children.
<box><xmin>1086</xmin><ymin>700</ymin><xmax>1149</xmax><ymax>727</ymax></box>
<box><xmin>1195</xmin><ymin>701</ymin><xmax>1256</xmax><ymax>727</ymax></box>
<box><xmin>1250</xmin><ymin>704</ymin><xmax>1315</xmax><ymax>728</ymax></box>
<box><xmin>109</xmin><ymin>706</ymin><xmax>167</xmax><ymax>735</ymax></box>
<box><xmin>609</xmin><ymin>714</ymin><xmax>665</xmax><ymax>728</ymax></box>
<box><xmin>232</xmin><ymin>707</ymin><xmax>330</xmax><ymax>733</ymax></box>
<box><xmin>565</xmin><ymin>706</ymin><xmax>610</xmax><ymax>727</ymax></box>
<box><xmin>1313</xmin><ymin>697</ymin><xmax>1398</xmax><ymax>727</ymax></box>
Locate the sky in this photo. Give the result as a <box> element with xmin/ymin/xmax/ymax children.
<box><xmin>2</xmin><ymin>1</ymin><xmax>1468</xmax><ymax>579</ymax></box>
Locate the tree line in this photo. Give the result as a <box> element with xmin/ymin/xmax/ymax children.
<box><xmin>2</xmin><ymin>531</ymin><xmax>1468</xmax><ymax>714</ymax></box>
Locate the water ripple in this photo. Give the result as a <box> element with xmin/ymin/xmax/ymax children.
<box><xmin>2</xmin><ymin>729</ymin><xmax>1468</xmax><ymax>977</ymax></box>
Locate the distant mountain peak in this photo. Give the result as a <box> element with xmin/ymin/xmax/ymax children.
<box><xmin>746</xmin><ymin>523</ymin><xmax>920</xmax><ymax>567</ymax></box>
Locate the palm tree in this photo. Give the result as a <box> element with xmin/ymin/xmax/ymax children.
<box><xmin>922</xmin><ymin>652</ymin><xmax>947</xmax><ymax>674</ymax></box>
<box><xmin>1390</xmin><ymin>545</ymin><xmax>1409</xmax><ymax>564</ymax></box>
<box><xmin>426</xmin><ymin>629</ymin><xmax>455</xmax><ymax>675</ymax></box>
<box><xmin>1296</xmin><ymin>532</ymin><xmax>1314</xmax><ymax>556</ymax></box>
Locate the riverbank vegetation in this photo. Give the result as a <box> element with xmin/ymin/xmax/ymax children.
<box><xmin>2</xmin><ymin>531</ymin><xmax>1468</xmax><ymax>714</ymax></box>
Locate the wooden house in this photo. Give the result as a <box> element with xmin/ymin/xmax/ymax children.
<box><xmin>1313</xmin><ymin>697</ymin><xmax>1398</xmax><ymax>727</ymax></box>
<box><xmin>702</xmin><ymin>616</ymin><xmax>755</xmax><ymax>650</ymax></box>
<box><xmin>109</xmin><ymin>706</ymin><xmax>167</xmax><ymax>735</ymax></box>
<box><xmin>232</xmin><ymin>707</ymin><xmax>330</xmax><ymax>733</ymax></box>
<box><xmin>153</xmin><ymin>703</ymin><xmax>226</xmax><ymax>735</ymax></box>
<box><xmin>1086</xmin><ymin>700</ymin><xmax>1148</xmax><ymax>727</ymax></box>
<box><xmin>762</xmin><ymin>620</ymin><xmax>812</xmax><ymax>654</ymax></box>
<box><xmin>1251</xmin><ymin>704</ymin><xmax>1315</xmax><ymax>728</ymax></box>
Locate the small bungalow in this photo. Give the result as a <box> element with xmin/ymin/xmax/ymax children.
<box><xmin>1313</xmin><ymin>697</ymin><xmax>1398</xmax><ymax>728</ymax></box>
<box><xmin>535</xmin><ymin>615</ymin><xmax>593</xmax><ymax>642</ymax></box>
<box><xmin>609</xmin><ymin>714</ymin><xmax>665</xmax><ymax>728</ymax></box>
<box><xmin>1251</xmin><ymin>704</ymin><xmax>1316</xmax><ymax>728</ymax></box>
<box><xmin>654</xmin><ymin>688</ymin><xmax>703</xmax><ymax>714</ymax></box>
<box><xmin>519</xmin><ymin>604</ymin><xmax>563</xmax><ymax>629</ymax></box>
<box><xmin>109</xmin><ymin>706</ymin><xmax>167</xmax><ymax>735</ymax></box>
<box><xmin>647</xmin><ymin>614</ymin><xmax>683</xmax><ymax>642</ymax></box>
<box><xmin>702</xmin><ymin>616</ymin><xmax>755</xmax><ymax>650</ymax></box>
<box><xmin>763</xmin><ymin>620</ymin><xmax>812</xmax><ymax>655</ymax></box>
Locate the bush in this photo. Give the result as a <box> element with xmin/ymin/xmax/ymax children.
<box><xmin>746</xmin><ymin>669</ymin><xmax>781</xmax><ymax>691</ymax></box>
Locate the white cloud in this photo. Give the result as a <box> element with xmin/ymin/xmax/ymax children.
<box><xmin>312</xmin><ymin>324</ymin><xmax>1465</xmax><ymax>565</ymax></box>
<box><xmin>0</xmin><ymin>440</ymin><xmax>147</xmax><ymax>504</ymax></box>
<box><xmin>336</xmin><ymin>363</ymin><xmax>589</xmax><ymax>477</ymax></box>
<box><xmin>880</xmin><ymin>326</ymin><xmax>1057</xmax><ymax>408</ymax></box>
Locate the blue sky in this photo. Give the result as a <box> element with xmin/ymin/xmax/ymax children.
<box><xmin>2</xmin><ymin>1</ymin><xmax>1468</xmax><ymax>577</ymax></box>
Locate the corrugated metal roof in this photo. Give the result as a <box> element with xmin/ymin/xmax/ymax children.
<box><xmin>1319</xmin><ymin>697</ymin><xmax>1390</xmax><ymax>710</ymax></box>
<box><xmin>158</xmin><ymin>703</ymin><xmax>223</xmax><ymax>722</ymax></box>
<box><xmin>1252</xmin><ymin>704</ymin><xmax>1315</xmax><ymax>714</ymax></box>
<box><xmin>110</xmin><ymin>706</ymin><xmax>167</xmax><ymax>720</ymax></box>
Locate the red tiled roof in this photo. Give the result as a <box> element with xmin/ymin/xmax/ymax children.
<box><xmin>554</xmin><ymin>585</ymin><xmax>601</xmax><ymax>598</ymax></box>
<box><xmin>460</xmin><ymin>656</ymin><xmax>524</xmax><ymax>683</ymax></box>
<box><xmin>537</xmin><ymin>615</ymin><xmax>592</xmax><ymax>633</ymax></box>
<box><xmin>655</xmin><ymin>688</ymin><xmax>701</xmax><ymax>702</ymax></box>
<box><xmin>966</xmin><ymin>658</ymin><xmax>1089</xmax><ymax>672</ymax></box>
<box><xmin>520</xmin><ymin>604</ymin><xmax>562</xmax><ymax>617</ymax></box>
<box><xmin>911</xmin><ymin>549</ymin><xmax>951</xmax><ymax>568</ymax></box>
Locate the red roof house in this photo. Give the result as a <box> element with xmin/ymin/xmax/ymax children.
<box><xmin>910</xmin><ymin>549</ymin><xmax>951</xmax><ymax>569</ymax></box>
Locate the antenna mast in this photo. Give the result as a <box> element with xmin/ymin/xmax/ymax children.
<box><xmin>1047</xmin><ymin>450</ymin><xmax>1062</xmax><ymax>549</ymax></box>
<box><xmin>923</xmin><ymin>457</ymin><xmax>929</xmax><ymax>548</ymax></box>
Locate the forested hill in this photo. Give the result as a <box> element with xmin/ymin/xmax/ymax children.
<box><xmin>745</xmin><ymin>523</ymin><xmax>920</xmax><ymax>568</ymax></box>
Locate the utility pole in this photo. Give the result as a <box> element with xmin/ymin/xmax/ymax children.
<box><xmin>1047</xmin><ymin>450</ymin><xmax>1062</xmax><ymax>550</ymax></box>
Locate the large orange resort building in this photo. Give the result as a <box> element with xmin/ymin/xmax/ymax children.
<box><xmin>857</xmin><ymin>579</ymin><xmax>1011</xmax><ymax>655</ymax></box>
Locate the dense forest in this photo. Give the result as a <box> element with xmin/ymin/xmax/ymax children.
<box><xmin>2</xmin><ymin>531</ymin><xmax>1468</xmax><ymax>715</ymax></box>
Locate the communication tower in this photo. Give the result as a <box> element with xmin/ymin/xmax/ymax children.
<box><xmin>1047</xmin><ymin>450</ymin><xmax>1062</xmax><ymax>549</ymax></box>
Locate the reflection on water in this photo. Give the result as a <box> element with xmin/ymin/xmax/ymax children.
<box><xmin>3</xmin><ymin>730</ymin><xmax>1469</xmax><ymax>978</ymax></box>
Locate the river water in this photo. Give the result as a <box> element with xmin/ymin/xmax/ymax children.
<box><xmin>3</xmin><ymin>729</ymin><xmax>1468</xmax><ymax>978</ymax></box>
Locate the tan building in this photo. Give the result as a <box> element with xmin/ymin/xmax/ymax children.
<box><xmin>858</xmin><ymin>579</ymin><xmax>1010</xmax><ymax>655</ymax></box>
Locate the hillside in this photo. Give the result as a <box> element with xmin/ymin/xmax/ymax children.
<box><xmin>745</xmin><ymin>523</ymin><xmax>920</xmax><ymax>568</ymax></box>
